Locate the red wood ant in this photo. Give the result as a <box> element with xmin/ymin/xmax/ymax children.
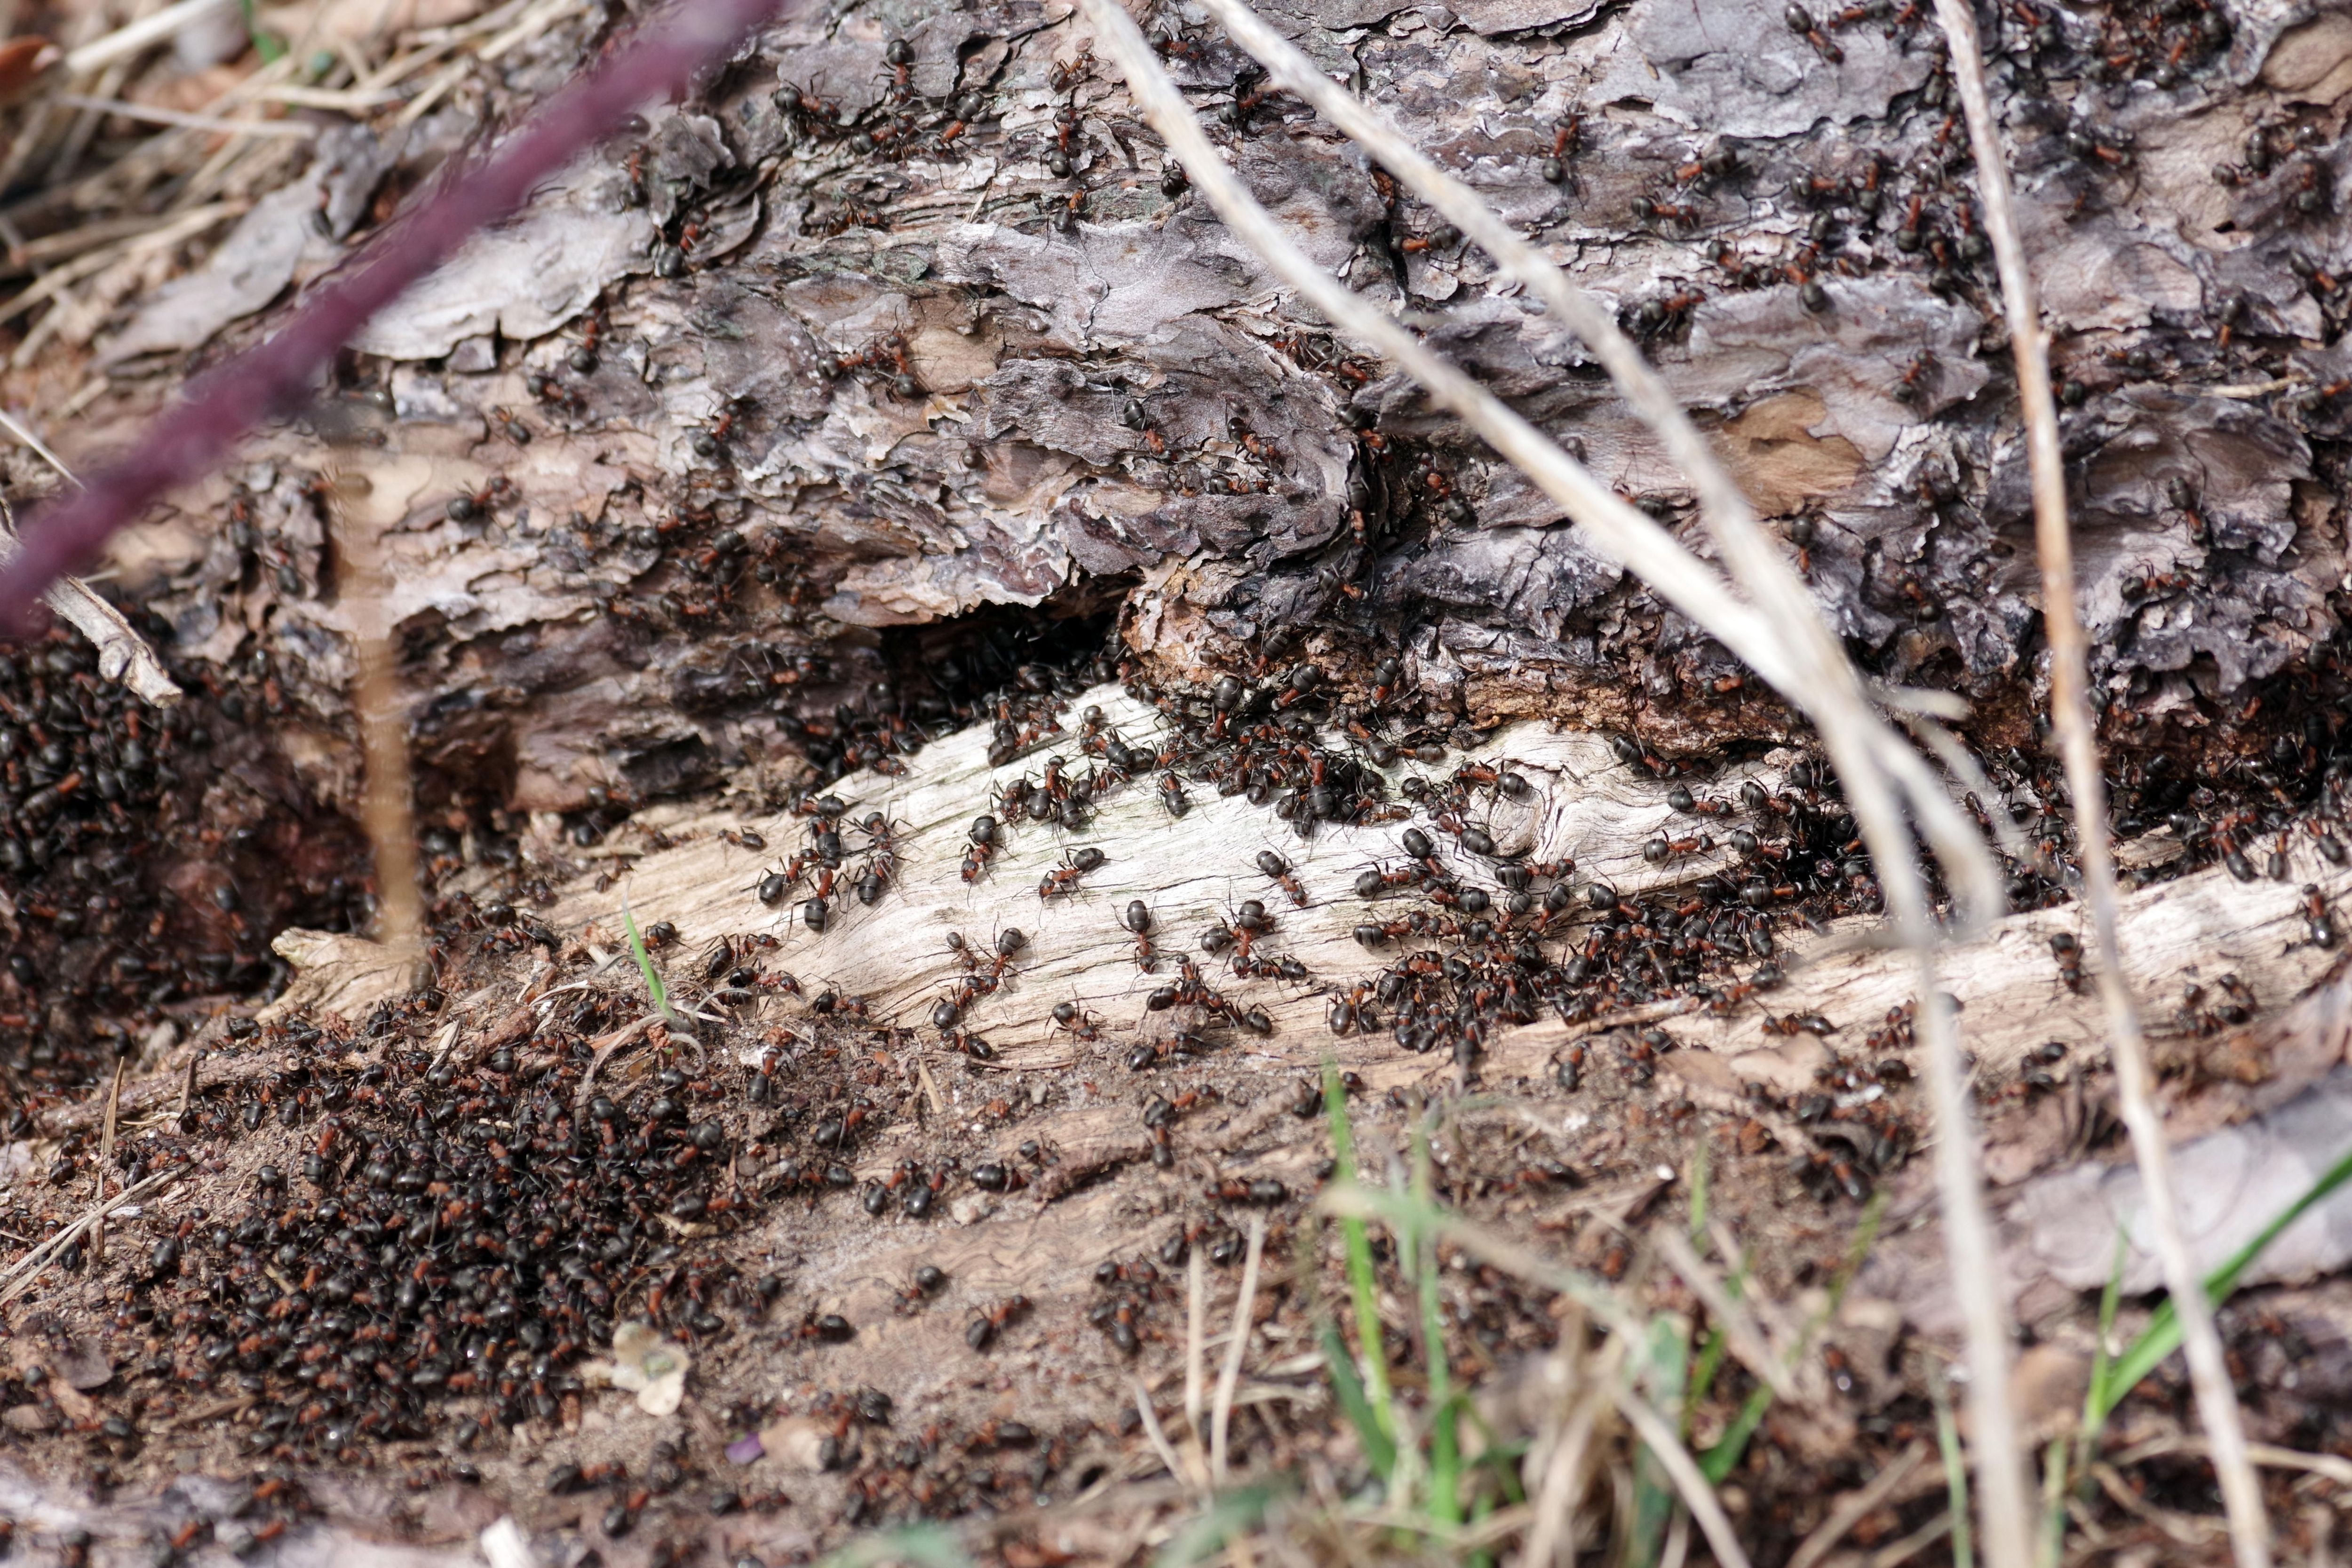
<box><xmin>1122</xmin><ymin>899</ymin><xmax>1158</xmax><ymax>971</ymax></box>
<box><xmin>1038</xmin><ymin>846</ymin><xmax>1105</xmax><ymax>899</ymax></box>
<box><xmin>2049</xmin><ymin>931</ymin><xmax>2084</xmax><ymax>992</ymax></box>
<box><xmin>962</xmin><ymin>814</ymin><xmax>1000</xmax><ymax>883</ymax></box>
<box><xmin>1255</xmin><ymin>850</ymin><xmax>1308</xmax><ymax>906</ymax></box>
<box><xmin>444</xmin><ymin>476</ymin><xmax>515</xmax><ymax>522</ymax></box>
<box><xmin>965</xmin><ymin>1294</ymin><xmax>1031</xmax><ymax>1350</ymax></box>
<box><xmin>2305</xmin><ymin>885</ymin><xmax>2340</xmax><ymax>948</ymax></box>
<box><xmin>1050</xmin><ymin>1001</ymin><xmax>1103</xmax><ymax>1043</ymax></box>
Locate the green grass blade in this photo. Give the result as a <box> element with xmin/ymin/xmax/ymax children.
<box><xmin>238</xmin><ymin>0</ymin><xmax>288</xmax><ymax>62</ymax></box>
<box><xmin>1687</xmin><ymin>1138</ymin><xmax>1711</xmax><ymax>1244</ymax></box>
<box><xmin>1411</xmin><ymin>1112</ymin><xmax>1461</xmax><ymax>1526</ymax></box>
<box><xmin>1626</xmin><ymin>1314</ymin><xmax>1690</xmax><ymax>1568</ymax></box>
<box><xmin>1931</xmin><ymin>1368</ymin><xmax>1973</xmax><ymax>1568</ymax></box>
<box><xmin>2090</xmin><ymin>1138</ymin><xmax>2352</xmax><ymax>1426</ymax></box>
<box><xmin>818</xmin><ymin>1525</ymin><xmax>970</xmax><ymax>1568</ymax></box>
<box><xmin>1699</xmin><ymin>1191</ymin><xmax>1883</xmax><ymax>1484</ymax></box>
<box><xmin>1155</xmin><ymin>1484</ymin><xmax>1275</xmax><ymax>1568</ymax></box>
<box><xmin>1685</xmin><ymin>1327</ymin><xmax>1729</xmax><ymax>1440</ymax></box>
<box><xmin>2038</xmin><ymin>1434</ymin><xmax>2068</xmax><ymax>1568</ymax></box>
<box><xmin>621</xmin><ymin>904</ymin><xmax>678</xmax><ymax>1027</ymax></box>
<box><xmin>2084</xmin><ymin>1228</ymin><xmax>2126</xmax><ymax>1428</ymax></box>
<box><xmin>2067</xmin><ymin>1225</ymin><xmax>2131</xmax><ymax>1527</ymax></box>
<box><xmin>1700</xmin><ymin>1385</ymin><xmax>1772</xmax><ymax>1486</ymax></box>
<box><xmin>1324</xmin><ymin>1061</ymin><xmax>1395</xmax><ymax>1453</ymax></box>
<box><xmin>1319</xmin><ymin>1314</ymin><xmax>1398</xmax><ymax>1476</ymax></box>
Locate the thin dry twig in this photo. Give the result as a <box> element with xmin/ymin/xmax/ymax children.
<box><xmin>0</xmin><ymin>199</ymin><xmax>241</xmax><ymax>326</ymax></box>
<box><xmin>1210</xmin><ymin>1213</ymin><xmax>1267</xmax><ymax>1482</ymax></box>
<box><xmin>1927</xmin><ymin>6</ymin><xmax>2268</xmax><ymax>1565</ymax></box>
<box><xmin>0</xmin><ymin>414</ymin><xmax>181</xmax><ymax>706</ymax></box>
<box><xmin>52</xmin><ymin>93</ymin><xmax>317</xmax><ymax>138</ymax></box>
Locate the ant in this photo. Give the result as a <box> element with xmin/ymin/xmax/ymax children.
<box><xmin>1203</xmin><ymin>899</ymin><xmax>1274</xmax><ymax>963</ymax></box>
<box><xmin>1892</xmin><ymin>351</ymin><xmax>1936</xmax><ymax>405</ymax></box>
<box><xmin>1665</xmin><ymin>784</ymin><xmax>1733</xmax><ymax>817</ymax></box>
<box><xmin>1762</xmin><ymin>1011</ymin><xmax>1838</xmax><ymax>1036</ymax></box>
<box><xmin>1038</xmin><ymin>846</ymin><xmax>1106</xmax><ymax>899</ymax></box>
<box><xmin>894</xmin><ymin>1260</ymin><xmax>950</xmax><ymax>1311</ymax></box>
<box><xmin>488</xmin><ymin>406</ymin><xmax>531</xmax><ymax>445</ymax></box>
<box><xmin>2305</xmin><ymin>885</ymin><xmax>2340</xmax><ymax>948</ymax></box>
<box><xmin>1353</xmin><ymin>864</ymin><xmax>1422</xmax><ymax>899</ymax></box>
<box><xmin>1785</xmin><ymin>2</ymin><xmax>1844</xmax><ymax>59</ymax></box>
<box><xmin>965</xmin><ymin>1294</ymin><xmax>1031</xmax><ymax>1351</ymax></box>
<box><xmin>1326</xmin><ymin>984</ymin><xmax>1380</xmax><ymax>1036</ymax></box>
<box><xmin>1204</xmin><ymin>1176</ymin><xmax>1288</xmax><ymax>1205</ymax></box>
<box><xmin>1050</xmin><ymin>1001</ymin><xmax>1104</xmax><ymax>1043</ymax></box>
<box><xmin>2049</xmin><ymin>930</ymin><xmax>2085</xmax><ymax>992</ymax></box>
<box><xmin>1123</xmin><ymin>899</ymin><xmax>1158</xmax><ymax>971</ymax></box>
<box><xmin>445</xmin><ymin>477</ymin><xmax>516</xmax><ymax>522</ymax></box>
<box><xmin>1630</xmin><ymin>288</ymin><xmax>1705</xmax><ymax>337</ymax></box>
<box><xmin>2164</xmin><ymin>476</ymin><xmax>2209</xmax><ymax>544</ymax></box>
<box><xmin>962</xmin><ymin>814</ymin><xmax>1000</xmax><ymax>883</ymax></box>
<box><xmin>1158</xmin><ymin>773</ymin><xmax>1189</xmax><ymax>817</ymax></box>
<box><xmin>1255</xmin><ymin>850</ymin><xmax>1309</xmax><ymax>906</ymax></box>
<box><xmin>1629</xmin><ymin>195</ymin><xmax>1700</xmax><ymax>229</ymax></box>
<box><xmin>569</xmin><ymin>314</ymin><xmax>603</xmax><ymax>373</ymax></box>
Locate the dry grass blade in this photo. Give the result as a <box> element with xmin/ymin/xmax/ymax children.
<box><xmin>1609</xmin><ymin>1388</ymin><xmax>1752</xmax><ymax>1568</ymax></box>
<box><xmin>0</xmin><ymin>1163</ymin><xmax>183</xmax><ymax>1305</ymax></box>
<box><xmin>1870</xmin><ymin>1514</ymin><xmax>1954</xmax><ymax>1568</ymax></box>
<box><xmin>1211</xmin><ymin>1214</ymin><xmax>1266</xmax><ymax>1482</ymax></box>
<box><xmin>1184</xmin><ymin>1241</ymin><xmax>1207</xmax><ymax>1450</ymax></box>
<box><xmin>1652</xmin><ymin>1226</ymin><xmax>1797</xmax><ymax>1403</ymax></box>
<box><xmin>1096</xmin><ymin>0</ymin><xmax>2029</xmax><ymax>1545</ymax></box>
<box><xmin>1132</xmin><ymin>1378</ymin><xmax>1190</xmax><ymax>1492</ymax></box>
<box><xmin>92</xmin><ymin>1053</ymin><xmax>124</xmax><ymax>1265</ymax></box>
<box><xmin>2111</xmin><ymin>1435</ymin><xmax>2352</xmax><ymax>1489</ymax></box>
<box><xmin>1081</xmin><ymin>16</ymin><xmax>1786</xmax><ymax>696</ymax></box>
<box><xmin>0</xmin><ymin>200</ymin><xmax>240</xmax><ymax>326</ymax></box>
<box><xmin>1927</xmin><ymin>5</ymin><xmax>2269</xmax><ymax>1565</ymax></box>
<box><xmin>1787</xmin><ymin>1442</ymin><xmax>1929</xmax><ymax>1568</ymax></box>
<box><xmin>63</xmin><ymin>0</ymin><xmax>235</xmax><ymax>76</ymax></box>
<box><xmin>52</xmin><ymin>93</ymin><xmax>317</xmax><ymax>138</ymax></box>
<box><xmin>1518</xmin><ymin>1335</ymin><xmax>1621</xmax><ymax>1568</ymax></box>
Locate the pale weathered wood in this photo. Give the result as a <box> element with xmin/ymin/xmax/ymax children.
<box><xmin>548</xmin><ymin>682</ymin><xmax>1789</xmax><ymax>1065</ymax></box>
<box><xmin>544</xmin><ymin>680</ymin><xmax>2352</xmax><ymax>1122</ymax></box>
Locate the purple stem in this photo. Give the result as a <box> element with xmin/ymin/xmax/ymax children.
<box><xmin>0</xmin><ymin>0</ymin><xmax>791</xmax><ymax>631</ymax></box>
